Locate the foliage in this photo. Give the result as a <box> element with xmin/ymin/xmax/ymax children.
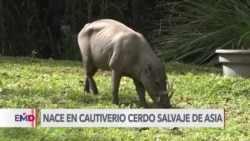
<box><xmin>0</xmin><ymin>57</ymin><xmax>249</xmax><ymax>140</ymax></box>
<box><xmin>0</xmin><ymin>0</ymin><xmax>167</xmax><ymax>60</ymax></box>
<box><xmin>0</xmin><ymin>0</ymin><xmax>87</xmax><ymax>60</ymax></box>
<box><xmin>157</xmin><ymin>0</ymin><xmax>250</xmax><ymax>65</ymax></box>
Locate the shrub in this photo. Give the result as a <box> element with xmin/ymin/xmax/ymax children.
<box><xmin>157</xmin><ymin>0</ymin><xmax>250</xmax><ymax>65</ymax></box>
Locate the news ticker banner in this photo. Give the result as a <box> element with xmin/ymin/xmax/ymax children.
<box><xmin>0</xmin><ymin>109</ymin><xmax>225</xmax><ymax>128</ymax></box>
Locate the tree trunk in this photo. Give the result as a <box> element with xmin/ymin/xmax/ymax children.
<box><xmin>87</xmin><ymin>0</ymin><xmax>93</xmax><ymax>22</ymax></box>
<box><xmin>132</xmin><ymin>0</ymin><xmax>140</xmax><ymax>28</ymax></box>
<box><xmin>0</xmin><ymin>0</ymin><xmax>5</xmax><ymax>51</ymax></box>
<box><xmin>100</xmin><ymin>0</ymin><xmax>107</xmax><ymax>18</ymax></box>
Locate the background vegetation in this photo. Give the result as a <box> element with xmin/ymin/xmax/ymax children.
<box><xmin>0</xmin><ymin>0</ymin><xmax>168</xmax><ymax>60</ymax></box>
<box><xmin>157</xmin><ymin>0</ymin><xmax>250</xmax><ymax>65</ymax></box>
<box><xmin>1</xmin><ymin>0</ymin><xmax>250</xmax><ymax>65</ymax></box>
<box><xmin>0</xmin><ymin>57</ymin><xmax>249</xmax><ymax>140</ymax></box>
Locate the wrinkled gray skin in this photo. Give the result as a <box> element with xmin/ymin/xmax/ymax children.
<box><xmin>77</xmin><ymin>19</ymin><xmax>171</xmax><ymax>108</ymax></box>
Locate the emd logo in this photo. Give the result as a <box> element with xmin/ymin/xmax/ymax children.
<box><xmin>15</xmin><ymin>112</ymin><xmax>35</xmax><ymax>122</ymax></box>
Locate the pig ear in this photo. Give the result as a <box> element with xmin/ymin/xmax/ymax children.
<box><xmin>145</xmin><ymin>63</ymin><xmax>153</xmax><ymax>76</ymax></box>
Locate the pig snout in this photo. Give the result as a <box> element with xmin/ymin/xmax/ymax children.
<box><xmin>155</xmin><ymin>92</ymin><xmax>172</xmax><ymax>108</ymax></box>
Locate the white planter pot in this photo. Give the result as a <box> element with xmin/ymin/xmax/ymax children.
<box><xmin>216</xmin><ymin>49</ymin><xmax>250</xmax><ymax>78</ymax></box>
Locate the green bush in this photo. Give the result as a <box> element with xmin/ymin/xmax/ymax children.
<box><xmin>157</xmin><ymin>0</ymin><xmax>250</xmax><ymax>65</ymax></box>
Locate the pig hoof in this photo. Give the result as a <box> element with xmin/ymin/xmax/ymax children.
<box><xmin>138</xmin><ymin>127</ymin><xmax>149</xmax><ymax>131</ymax></box>
<box><xmin>83</xmin><ymin>89</ymin><xmax>90</xmax><ymax>94</ymax></box>
<box><xmin>171</xmin><ymin>127</ymin><xmax>183</xmax><ymax>135</ymax></box>
<box><xmin>112</xmin><ymin>101</ymin><xmax>119</xmax><ymax>105</ymax></box>
<box><xmin>142</xmin><ymin>105</ymin><xmax>150</xmax><ymax>109</ymax></box>
<box><xmin>92</xmin><ymin>90</ymin><xmax>99</xmax><ymax>95</ymax></box>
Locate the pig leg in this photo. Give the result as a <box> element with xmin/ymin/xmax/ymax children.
<box><xmin>84</xmin><ymin>77</ymin><xmax>90</xmax><ymax>93</ymax></box>
<box><xmin>87</xmin><ymin>70</ymin><xmax>98</xmax><ymax>95</ymax></box>
<box><xmin>84</xmin><ymin>62</ymin><xmax>98</xmax><ymax>95</ymax></box>
<box><xmin>111</xmin><ymin>70</ymin><xmax>122</xmax><ymax>105</ymax></box>
<box><xmin>133</xmin><ymin>80</ymin><xmax>149</xmax><ymax>108</ymax></box>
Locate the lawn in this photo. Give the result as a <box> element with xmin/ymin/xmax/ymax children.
<box><xmin>0</xmin><ymin>57</ymin><xmax>249</xmax><ymax>141</ymax></box>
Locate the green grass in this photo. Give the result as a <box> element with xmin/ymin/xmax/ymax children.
<box><xmin>0</xmin><ymin>57</ymin><xmax>249</xmax><ymax>141</ymax></box>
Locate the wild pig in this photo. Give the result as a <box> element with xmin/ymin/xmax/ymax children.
<box><xmin>77</xmin><ymin>19</ymin><xmax>172</xmax><ymax>108</ymax></box>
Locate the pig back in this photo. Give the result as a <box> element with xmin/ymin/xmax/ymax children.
<box><xmin>88</xmin><ymin>19</ymin><xmax>146</xmax><ymax>71</ymax></box>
